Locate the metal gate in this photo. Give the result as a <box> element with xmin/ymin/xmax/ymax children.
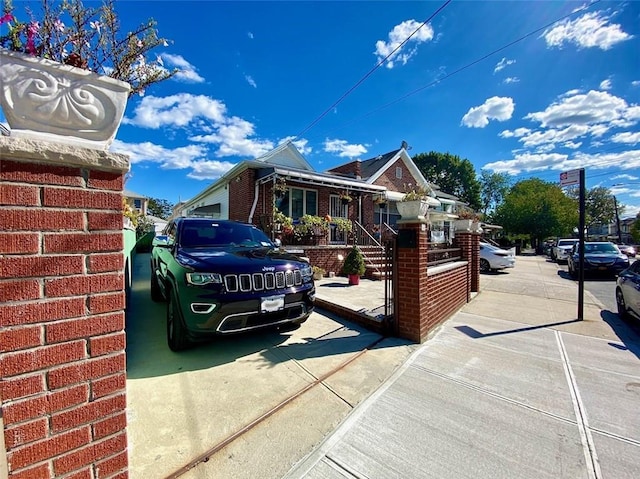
<box><xmin>383</xmin><ymin>237</ymin><xmax>397</xmax><ymax>335</ymax></box>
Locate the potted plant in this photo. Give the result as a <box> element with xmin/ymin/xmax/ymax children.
<box><xmin>312</xmin><ymin>265</ymin><xmax>325</xmax><ymax>281</ymax></box>
<box><xmin>339</xmin><ymin>192</ymin><xmax>353</xmax><ymax>205</ymax></box>
<box><xmin>273</xmin><ymin>209</ymin><xmax>293</xmax><ymax>235</ymax></box>
<box><xmin>273</xmin><ymin>177</ymin><xmax>288</xmax><ymax>198</ymax></box>
<box><xmin>342</xmin><ymin>245</ymin><xmax>365</xmax><ymax>285</ymax></box>
<box><xmin>0</xmin><ymin>0</ymin><xmax>176</xmax><ymax>149</ymax></box>
<box><xmin>454</xmin><ymin>207</ymin><xmax>481</xmax><ymax>232</ymax></box>
<box><xmin>397</xmin><ymin>183</ymin><xmax>436</xmax><ymax>221</ymax></box>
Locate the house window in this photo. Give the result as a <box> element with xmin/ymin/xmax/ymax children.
<box><xmin>277</xmin><ymin>187</ymin><xmax>317</xmax><ymax>219</ymax></box>
<box><xmin>395</xmin><ymin>167</ymin><xmax>402</xmax><ymax>179</ymax></box>
<box><xmin>134</xmin><ymin>199</ymin><xmax>142</xmax><ymax>210</ymax></box>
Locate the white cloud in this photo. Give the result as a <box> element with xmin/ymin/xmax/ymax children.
<box><xmin>632</xmin><ymin>81</ymin><xmax>640</xmax><ymax>87</ymax></box>
<box><xmin>563</xmin><ymin>141</ymin><xmax>582</xmax><ymax>149</ymax></box>
<box><xmin>484</xmin><ymin>149</ymin><xmax>640</xmax><ymax>176</ymax></box>
<box><xmin>161</xmin><ymin>54</ymin><xmax>205</xmax><ymax>83</ymax></box>
<box><xmin>248</xmin><ymin>32</ymin><xmax>254</xmax><ymax>39</ymax></box>
<box><xmin>124</xmin><ymin>93</ymin><xmax>275</xmax><ymax>159</ymax></box>
<box><xmin>542</xmin><ymin>11</ymin><xmax>631</xmax><ymax>50</ymax></box>
<box><xmin>324</xmin><ymin>139</ymin><xmax>368</xmax><ymax>158</ymax></box>
<box><xmin>125</xmin><ymin>94</ymin><xmax>227</xmax><ymax>128</ymax></box>
<box><xmin>600</xmin><ymin>79</ymin><xmax>612</xmax><ymax>90</ymax></box>
<box><xmin>461</xmin><ymin>97</ymin><xmax>515</xmax><ymax>128</ymax></box>
<box><xmin>494</xmin><ymin>57</ymin><xmax>516</xmax><ymax>73</ymax></box>
<box><xmin>245</xmin><ymin>75</ymin><xmax>257</xmax><ymax>88</ymax></box>
<box><xmin>111</xmin><ymin>140</ymin><xmax>213</xmax><ymax>171</ymax></box>
<box><xmin>612</xmin><ymin>173</ymin><xmax>639</xmax><ymax>181</ymax></box>
<box><xmin>503</xmin><ymin>77</ymin><xmax>520</xmax><ymax>84</ymax></box>
<box><xmin>374</xmin><ymin>19</ymin><xmax>434</xmax><ymax>69</ymax></box>
<box><xmin>279</xmin><ymin>136</ymin><xmax>312</xmax><ymax>155</ymax></box>
<box><xmin>189</xmin><ymin>116</ymin><xmax>274</xmax><ymax>158</ymax></box>
<box><xmin>620</xmin><ymin>204</ymin><xmax>639</xmax><ymax>219</ymax></box>
<box><xmin>611</xmin><ymin>131</ymin><xmax>640</xmax><ymax>144</ymax></box>
<box><xmin>187</xmin><ymin>160</ymin><xmax>238</xmax><ymax>180</ymax></box>
<box><xmin>524</xmin><ymin>90</ymin><xmax>640</xmax><ymax>128</ymax></box>
<box><xmin>484</xmin><ymin>152</ymin><xmax>568</xmax><ymax>175</ymax></box>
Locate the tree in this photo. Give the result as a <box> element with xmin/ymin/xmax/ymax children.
<box><xmin>479</xmin><ymin>170</ymin><xmax>511</xmax><ymax>217</ymax></box>
<box><xmin>631</xmin><ymin>213</ymin><xmax>640</xmax><ymax>243</ymax></box>
<box><xmin>566</xmin><ymin>186</ymin><xmax>620</xmax><ymax>228</ymax></box>
<box><xmin>494</xmin><ymin>178</ymin><xmax>577</xmax><ymax>245</ymax></box>
<box><xmin>412</xmin><ymin>151</ymin><xmax>482</xmax><ymax>210</ymax></box>
<box><xmin>147</xmin><ymin>198</ymin><xmax>174</xmax><ymax>219</ymax></box>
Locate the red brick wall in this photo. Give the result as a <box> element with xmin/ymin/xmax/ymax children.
<box><xmin>454</xmin><ymin>232</ymin><xmax>480</xmax><ymax>292</ymax></box>
<box><xmin>372</xmin><ymin>158</ymin><xmax>418</xmax><ymax>192</ymax></box>
<box><xmin>228</xmin><ymin>169</ymin><xmax>256</xmax><ymax>222</ymax></box>
<box><xmin>327</xmin><ymin>160</ymin><xmax>361</xmax><ymax>178</ymax></box>
<box><xmin>394</xmin><ymin>223</ymin><xmax>479</xmax><ymax>343</ymax></box>
<box><xmin>395</xmin><ymin>223</ymin><xmax>430</xmax><ymax>342</ymax></box>
<box><xmin>425</xmin><ymin>265</ymin><xmax>469</xmax><ymax>336</ymax></box>
<box><xmin>0</xmin><ymin>140</ymin><xmax>129</xmax><ymax>478</ymax></box>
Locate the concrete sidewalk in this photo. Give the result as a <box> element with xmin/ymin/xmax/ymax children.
<box><xmin>285</xmin><ymin>256</ymin><xmax>640</xmax><ymax>478</ymax></box>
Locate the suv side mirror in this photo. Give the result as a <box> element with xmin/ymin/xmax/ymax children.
<box><xmin>152</xmin><ymin>235</ymin><xmax>171</xmax><ymax>248</ymax></box>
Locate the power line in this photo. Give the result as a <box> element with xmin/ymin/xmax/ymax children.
<box><xmin>293</xmin><ymin>0</ymin><xmax>452</xmax><ymax>140</ymax></box>
<box><xmin>305</xmin><ymin>0</ymin><xmax>602</xmax><ymax>139</ymax></box>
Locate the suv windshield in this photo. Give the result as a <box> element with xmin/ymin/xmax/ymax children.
<box><xmin>558</xmin><ymin>239</ymin><xmax>577</xmax><ymax>247</ymax></box>
<box><xmin>180</xmin><ymin>221</ymin><xmax>273</xmax><ymax>248</ymax></box>
<box><xmin>584</xmin><ymin>243</ymin><xmax>619</xmax><ymax>254</ymax></box>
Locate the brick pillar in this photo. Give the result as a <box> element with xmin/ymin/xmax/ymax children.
<box><xmin>395</xmin><ymin>221</ymin><xmax>430</xmax><ymax>342</ymax></box>
<box><xmin>0</xmin><ymin>137</ymin><xmax>130</xmax><ymax>478</ymax></box>
<box><xmin>455</xmin><ymin>231</ymin><xmax>480</xmax><ymax>293</ymax></box>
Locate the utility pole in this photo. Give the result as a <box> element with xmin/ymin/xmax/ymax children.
<box><xmin>613</xmin><ymin>196</ymin><xmax>622</xmax><ymax>244</ymax></box>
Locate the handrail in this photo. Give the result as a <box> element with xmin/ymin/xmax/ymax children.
<box><xmin>382</xmin><ymin>222</ymin><xmax>397</xmax><ymax>236</ymax></box>
<box><xmin>353</xmin><ymin>220</ymin><xmax>382</xmax><ymax>247</ymax></box>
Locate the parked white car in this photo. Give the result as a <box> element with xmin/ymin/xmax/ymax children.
<box><xmin>553</xmin><ymin>238</ymin><xmax>579</xmax><ymax>263</ymax></box>
<box><xmin>480</xmin><ymin>243</ymin><xmax>516</xmax><ymax>272</ymax></box>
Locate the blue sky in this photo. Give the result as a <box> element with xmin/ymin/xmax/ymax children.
<box><xmin>4</xmin><ymin>1</ymin><xmax>640</xmax><ymax>217</ymax></box>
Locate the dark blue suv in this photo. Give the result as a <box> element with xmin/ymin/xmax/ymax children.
<box><xmin>150</xmin><ymin>218</ymin><xmax>315</xmax><ymax>351</ymax></box>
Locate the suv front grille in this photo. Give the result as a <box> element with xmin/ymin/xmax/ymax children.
<box><xmin>224</xmin><ymin>270</ymin><xmax>302</xmax><ymax>293</ymax></box>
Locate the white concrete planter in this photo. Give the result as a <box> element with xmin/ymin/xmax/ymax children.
<box><xmin>454</xmin><ymin>219</ymin><xmax>472</xmax><ymax>231</ymax></box>
<box><xmin>0</xmin><ymin>49</ymin><xmax>130</xmax><ymax>150</ymax></box>
<box><xmin>396</xmin><ymin>200</ymin><xmax>430</xmax><ymax>221</ymax></box>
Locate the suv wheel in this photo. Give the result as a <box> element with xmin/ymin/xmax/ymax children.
<box><xmin>616</xmin><ymin>288</ymin><xmax>629</xmax><ymax>320</ymax></box>
<box><xmin>167</xmin><ymin>292</ymin><xmax>190</xmax><ymax>351</ymax></box>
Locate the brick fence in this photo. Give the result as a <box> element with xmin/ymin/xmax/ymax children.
<box><xmin>1</xmin><ymin>137</ymin><xmax>130</xmax><ymax>478</ymax></box>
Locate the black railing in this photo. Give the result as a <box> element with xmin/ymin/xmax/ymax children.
<box><xmin>427</xmin><ymin>246</ymin><xmax>462</xmax><ymax>266</ymax></box>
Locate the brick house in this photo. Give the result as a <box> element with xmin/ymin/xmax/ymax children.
<box><xmin>176</xmin><ymin>141</ymin><xmax>464</xmax><ymax>244</ymax></box>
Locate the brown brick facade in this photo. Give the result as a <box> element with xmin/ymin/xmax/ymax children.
<box><xmin>0</xmin><ymin>137</ymin><xmax>129</xmax><ymax>478</ymax></box>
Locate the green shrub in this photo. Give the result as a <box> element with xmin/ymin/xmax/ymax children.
<box><xmin>342</xmin><ymin>246</ymin><xmax>365</xmax><ymax>276</ymax></box>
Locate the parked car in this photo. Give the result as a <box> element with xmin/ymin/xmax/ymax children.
<box><xmin>617</xmin><ymin>244</ymin><xmax>636</xmax><ymax>258</ymax></box>
<box><xmin>615</xmin><ymin>261</ymin><xmax>640</xmax><ymax>321</ymax></box>
<box><xmin>480</xmin><ymin>242</ymin><xmax>516</xmax><ymax>272</ymax></box>
<box><xmin>552</xmin><ymin>238</ymin><xmax>579</xmax><ymax>263</ymax></box>
<box><xmin>150</xmin><ymin>218</ymin><xmax>315</xmax><ymax>351</ymax></box>
<box><xmin>567</xmin><ymin>241</ymin><xmax>630</xmax><ymax>279</ymax></box>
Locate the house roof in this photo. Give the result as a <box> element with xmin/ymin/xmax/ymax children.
<box><xmin>359</xmin><ymin>149</ymin><xmax>401</xmax><ymax>179</ymax></box>
<box><xmin>123</xmin><ymin>189</ymin><xmax>146</xmax><ymax>199</ymax></box>
<box><xmin>256</xmin><ymin>164</ymin><xmax>386</xmax><ymax>193</ymax></box>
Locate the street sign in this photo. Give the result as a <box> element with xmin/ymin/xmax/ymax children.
<box><xmin>560</xmin><ymin>169</ymin><xmax>580</xmax><ymax>186</ymax></box>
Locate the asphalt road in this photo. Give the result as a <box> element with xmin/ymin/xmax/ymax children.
<box><xmin>551</xmin><ymin>256</ymin><xmax>636</xmax><ymax>319</ymax></box>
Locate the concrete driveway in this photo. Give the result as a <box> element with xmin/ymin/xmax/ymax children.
<box><xmin>125</xmin><ymin>253</ymin><xmax>416</xmax><ymax>479</ymax></box>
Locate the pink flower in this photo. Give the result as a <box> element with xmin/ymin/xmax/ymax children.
<box><xmin>0</xmin><ymin>12</ymin><xmax>14</xmax><ymax>24</ymax></box>
<box><xmin>26</xmin><ymin>21</ymin><xmax>40</xmax><ymax>55</ymax></box>
<box><xmin>90</xmin><ymin>20</ymin><xmax>101</xmax><ymax>34</ymax></box>
<box><xmin>53</xmin><ymin>19</ymin><xmax>64</xmax><ymax>32</ymax></box>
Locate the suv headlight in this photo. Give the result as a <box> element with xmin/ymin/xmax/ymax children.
<box><xmin>186</xmin><ymin>272</ymin><xmax>223</xmax><ymax>286</ymax></box>
<box><xmin>300</xmin><ymin>265</ymin><xmax>313</xmax><ymax>282</ymax></box>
